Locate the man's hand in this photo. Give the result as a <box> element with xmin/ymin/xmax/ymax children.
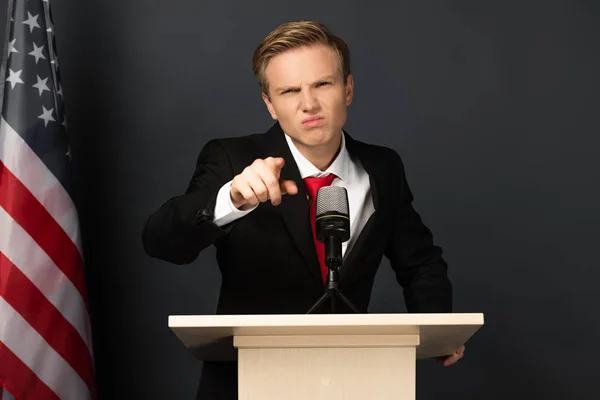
<box><xmin>230</xmin><ymin>157</ymin><xmax>298</xmax><ymax>209</ymax></box>
<box><xmin>439</xmin><ymin>345</ymin><xmax>465</xmax><ymax>367</ymax></box>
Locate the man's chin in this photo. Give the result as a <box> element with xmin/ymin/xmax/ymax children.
<box><xmin>293</xmin><ymin>134</ymin><xmax>331</xmax><ymax>148</ymax></box>
<box><xmin>300</xmin><ymin>126</ymin><xmax>335</xmax><ymax>140</ymax></box>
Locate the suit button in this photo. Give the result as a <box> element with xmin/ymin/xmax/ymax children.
<box><xmin>195</xmin><ymin>208</ymin><xmax>213</xmax><ymax>223</ymax></box>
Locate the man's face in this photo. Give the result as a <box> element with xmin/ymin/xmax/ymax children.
<box><xmin>262</xmin><ymin>44</ymin><xmax>354</xmax><ymax>151</ymax></box>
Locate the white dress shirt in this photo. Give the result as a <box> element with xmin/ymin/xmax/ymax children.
<box><xmin>212</xmin><ymin>133</ymin><xmax>375</xmax><ymax>259</ymax></box>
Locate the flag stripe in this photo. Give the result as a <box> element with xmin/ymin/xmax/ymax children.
<box><xmin>0</xmin><ymin>381</ymin><xmax>15</xmax><ymax>400</ymax></box>
<box><xmin>0</xmin><ymin>159</ymin><xmax>88</xmax><ymax>308</ymax></box>
<box><xmin>0</xmin><ymin>251</ymin><xmax>94</xmax><ymax>393</ymax></box>
<box><xmin>0</xmin><ymin>206</ymin><xmax>92</xmax><ymax>353</ymax></box>
<box><xmin>0</xmin><ymin>297</ymin><xmax>90</xmax><ymax>399</ymax></box>
<box><xmin>2</xmin><ymin>388</ymin><xmax>14</xmax><ymax>400</ymax></box>
<box><xmin>0</xmin><ymin>117</ymin><xmax>81</xmax><ymax>255</ymax></box>
<box><xmin>0</xmin><ymin>342</ymin><xmax>57</xmax><ymax>400</ymax></box>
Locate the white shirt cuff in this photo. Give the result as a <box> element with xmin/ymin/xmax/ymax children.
<box><xmin>212</xmin><ymin>180</ymin><xmax>258</xmax><ymax>226</ymax></box>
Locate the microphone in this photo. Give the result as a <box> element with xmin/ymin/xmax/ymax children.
<box><xmin>315</xmin><ymin>186</ymin><xmax>350</xmax><ymax>269</ymax></box>
<box><xmin>306</xmin><ymin>185</ymin><xmax>359</xmax><ymax>314</ymax></box>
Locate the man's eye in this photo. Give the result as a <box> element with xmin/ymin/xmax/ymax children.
<box><xmin>317</xmin><ymin>82</ymin><xmax>331</xmax><ymax>87</ymax></box>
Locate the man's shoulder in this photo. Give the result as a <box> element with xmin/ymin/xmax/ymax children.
<box><xmin>197</xmin><ymin>127</ymin><xmax>276</xmax><ymax>168</ymax></box>
<box><xmin>346</xmin><ymin>134</ymin><xmax>404</xmax><ymax>167</ymax></box>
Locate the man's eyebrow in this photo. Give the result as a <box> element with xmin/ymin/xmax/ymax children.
<box><xmin>275</xmin><ymin>76</ymin><xmax>337</xmax><ymax>93</ymax></box>
<box><xmin>275</xmin><ymin>84</ymin><xmax>298</xmax><ymax>93</ymax></box>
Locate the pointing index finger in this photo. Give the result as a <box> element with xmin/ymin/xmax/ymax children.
<box><xmin>265</xmin><ymin>157</ymin><xmax>285</xmax><ymax>175</ymax></box>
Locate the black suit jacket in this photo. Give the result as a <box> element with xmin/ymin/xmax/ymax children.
<box><xmin>141</xmin><ymin>122</ymin><xmax>453</xmax><ymax>399</ymax></box>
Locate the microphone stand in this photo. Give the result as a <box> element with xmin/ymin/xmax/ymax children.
<box><xmin>306</xmin><ymin>236</ymin><xmax>360</xmax><ymax>314</ymax></box>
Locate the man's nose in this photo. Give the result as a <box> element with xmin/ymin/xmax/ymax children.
<box><xmin>300</xmin><ymin>89</ymin><xmax>319</xmax><ymax>112</ymax></box>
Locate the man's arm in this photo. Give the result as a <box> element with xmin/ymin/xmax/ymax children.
<box><xmin>384</xmin><ymin>153</ymin><xmax>453</xmax><ymax>313</ymax></box>
<box><xmin>141</xmin><ymin>139</ymin><xmax>235</xmax><ymax>265</ymax></box>
<box><xmin>141</xmin><ymin>140</ymin><xmax>298</xmax><ymax>265</ymax></box>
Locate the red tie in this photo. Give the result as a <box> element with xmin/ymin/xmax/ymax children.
<box><xmin>303</xmin><ymin>174</ymin><xmax>337</xmax><ymax>284</ymax></box>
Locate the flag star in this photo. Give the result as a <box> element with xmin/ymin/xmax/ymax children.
<box><xmin>8</xmin><ymin>38</ymin><xmax>18</xmax><ymax>56</ymax></box>
<box><xmin>6</xmin><ymin>69</ymin><xmax>24</xmax><ymax>89</ymax></box>
<box><xmin>32</xmin><ymin>75</ymin><xmax>51</xmax><ymax>96</ymax></box>
<box><xmin>62</xmin><ymin>116</ymin><xmax>68</xmax><ymax>130</ymax></box>
<box><xmin>29</xmin><ymin>43</ymin><xmax>46</xmax><ymax>64</ymax></box>
<box><xmin>66</xmin><ymin>147</ymin><xmax>71</xmax><ymax>160</ymax></box>
<box><xmin>57</xmin><ymin>83</ymin><xmax>63</xmax><ymax>98</ymax></box>
<box><xmin>22</xmin><ymin>12</ymin><xmax>40</xmax><ymax>33</ymax></box>
<box><xmin>38</xmin><ymin>106</ymin><xmax>56</xmax><ymax>127</ymax></box>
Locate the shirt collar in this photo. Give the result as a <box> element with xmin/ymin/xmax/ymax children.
<box><xmin>284</xmin><ymin>131</ymin><xmax>350</xmax><ymax>182</ymax></box>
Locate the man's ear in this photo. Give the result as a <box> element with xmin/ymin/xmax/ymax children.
<box><xmin>262</xmin><ymin>92</ymin><xmax>278</xmax><ymax>120</ymax></box>
<box><xmin>345</xmin><ymin>74</ymin><xmax>354</xmax><ymax>106</ymax></box>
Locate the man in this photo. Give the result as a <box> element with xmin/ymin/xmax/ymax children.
<box><xmin>142</xmin><ymin>20</ymin><xmax>464</xmax><ymax>399</ymax></box>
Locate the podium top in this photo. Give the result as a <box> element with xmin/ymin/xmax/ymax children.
<box><xmin>169</xmin><ymin>313</ymin><xmax>484</xmax><ymax>361</ymax></box>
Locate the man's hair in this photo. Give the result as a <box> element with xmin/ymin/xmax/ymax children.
<box><xmin>252</xmin><ymin>21</ymin><xmax>351</xmax><ymax>97</ymax></box>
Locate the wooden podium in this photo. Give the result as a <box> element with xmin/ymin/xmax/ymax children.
<box><xmin>169</xmin><ymin>313</ymin><xmax>484</xmax><ymax>400</ymax></box>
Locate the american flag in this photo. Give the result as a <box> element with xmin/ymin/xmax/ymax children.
<box><xmin>0</xmin><ymin>0</ymin><xmax>95</xmax><ymax>399</ymax></box>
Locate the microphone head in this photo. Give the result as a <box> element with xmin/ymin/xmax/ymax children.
<box><xmin>315</xmin><ymin>186</ymin><xmax>350</xmax><ymax>242</ymax></box>
<box><xmin>315</xmin><ymin>186</ymin><xmax>349</xmax><ymax>217</ymax></box>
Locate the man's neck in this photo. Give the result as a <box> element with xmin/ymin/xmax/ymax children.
<box><xmin>292</xmin><ymin>135</ymin><xmax>342</xmax><ymax>171</ymax></box>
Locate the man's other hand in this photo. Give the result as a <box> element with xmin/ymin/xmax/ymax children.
<box><xmin>439</xmin><ymin>345</ymin><xmax>465</xmax><ymax>367</ymax></box>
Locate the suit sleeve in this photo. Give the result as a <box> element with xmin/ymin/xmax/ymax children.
<box><xmin>141</xmin><ymin>139</ymin><xmax>234</xmax><ymax>265</ymax></box>
<box><xmin>384</xmin><ymin>153</ymin><xmax>453</xmax><ymax>313</ymax></box>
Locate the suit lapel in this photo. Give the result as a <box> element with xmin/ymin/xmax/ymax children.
<box><xmin>339</xmin><ymin>132</ymin><xmax>390</xmax><ymax>279</ymax></box>
<box><xmin>259</xmin><ymin>123</ymin><xmax>323</xmax><ymax>285</ymax></box>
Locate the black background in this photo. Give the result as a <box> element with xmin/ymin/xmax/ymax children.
<box><xmin>2</xmin><ymin>0</ymin><xmax>598</xmax><ymax>398</ymax></box>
